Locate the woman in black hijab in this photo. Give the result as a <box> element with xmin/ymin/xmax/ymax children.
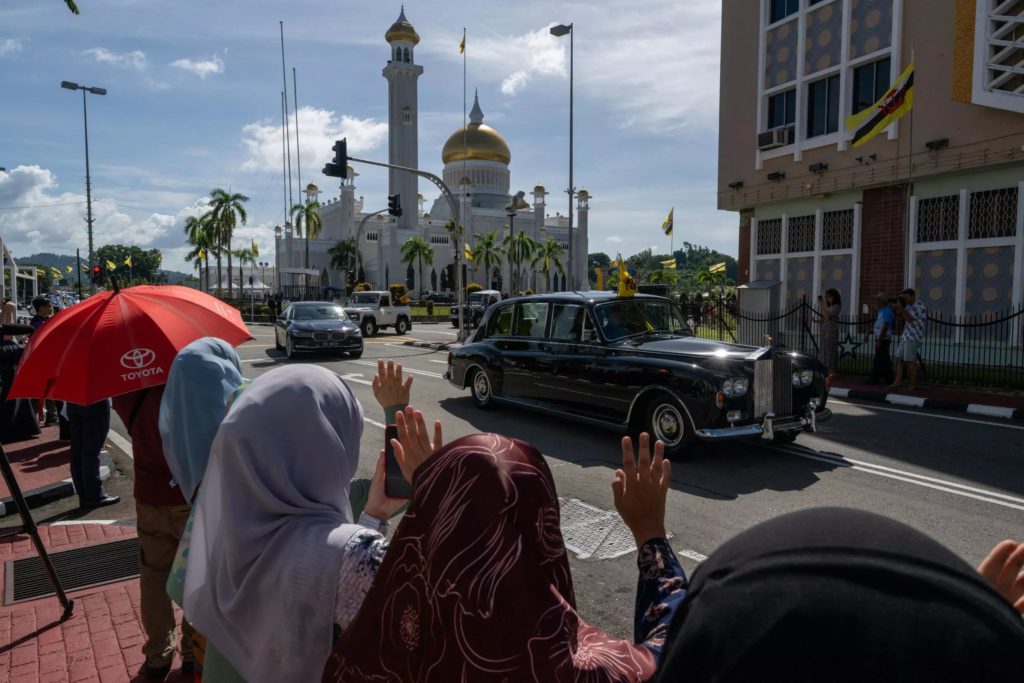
<box><xmin>656</xmin><ymin>507</ymin><xmax>1024</xmax><ymax>683</ymax></box>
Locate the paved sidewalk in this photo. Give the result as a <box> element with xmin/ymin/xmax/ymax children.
<box><xmin>0</xmin><ymin>523</ymin><xmax>189</xmax><ymax>683</ymax></box>
<box><xmin>832</xmin><ymin>377</ymin><xmax>1024</xmax><ymax>419</ymax></box>
<box><xmin>1</xmin><ymin>427</ymin><xmax>113</xmax><ymax>519</ymax></box>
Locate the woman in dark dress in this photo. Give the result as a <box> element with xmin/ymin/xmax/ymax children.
<box><xmin>1</xmin><ymin>338</ymin><xmax>41</xmax><ymax>443</ymax></box>
<box><xmin>816</xmin><ymin>288</ymin><xmax>841</xmax><ymax>379</ymax></box>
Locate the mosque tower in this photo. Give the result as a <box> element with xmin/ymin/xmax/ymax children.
<box><xmin>383</xmin><ymin>7</ymin><xmax>422</xmax><ymax>234</ymax></box>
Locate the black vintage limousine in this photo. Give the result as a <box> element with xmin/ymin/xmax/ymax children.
<box><xmin>444</xmin><ymin>292</ymin><xmax>831</xmax><ymax>458</ymax></box>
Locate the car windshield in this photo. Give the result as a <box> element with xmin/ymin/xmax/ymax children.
<box><xmin>292</xmin><ymin>305</ymin><xmax>346</xmax><ymax>320</ymax></box>
<box><xmin>351</xmin><ymin>293</ymin><xmax>381</xmax><ymax>305</ymax></box>
<box><xmin>593</xmin><ymin>300</ymin><xmax>691</xmax><ymax>341</ymax></box>
<box><xmin>468</xmin><ymin>293</ymin><xmax>489</xmax><ymax>304</ymax></box>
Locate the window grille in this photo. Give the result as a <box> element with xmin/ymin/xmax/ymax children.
<box><xmin>366</xmin><ymin>232</ymin><xmax>379</xmax><ymax>242</ymax></box>
<box><xmin>429</xmin><ymin>235</ymin><xmax>450</xmax><ymax>245</ymax></box>
<box><xmin>982</xmin><ymin>1</ymin><xmax>1024</xmax><ymax>99</ymax></box>
<box><xmin>787</xmin><ymin>215</ymin><xmax>815</xmax><ymax>253</ymax></box>
<box><xmin>757</xmin><ymin>218</ymin><xmax>782</xmax><ymax>255</ymax></box>
<box><xmin>968</xmin><ymin>187</ymin><xmax>1018</xmax><ymax>239</ymax></box>
<box><xmin>917</xmin><ymin>195</ymin><xmax>960</xmax><ymax>243</ymax></box>
<box><xmin>822</xmin><ymin>209</ymin><xmax>853</xmax><ymax>250</ymax></box>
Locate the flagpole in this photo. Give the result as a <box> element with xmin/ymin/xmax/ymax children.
<box><xmin>904</xmin><ymin>45</ymin><xmax>915</xmax><ymax>289</ymax></box>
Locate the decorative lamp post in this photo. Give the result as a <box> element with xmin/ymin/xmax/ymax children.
<box><xmin>549</xmin><ymin>23</ymin><xmax>575</xmax><ymax>289</ymax></box>
<box><xmin>504</xmin><ymin>190</ymin><xmax>530</xmax><ymax>294</ymax></box>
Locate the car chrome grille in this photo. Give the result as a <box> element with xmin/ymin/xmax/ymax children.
<box><xmin>313</xmin><ymin>331</ymin><xmax>330</xmax><ymax>342</ymax></box>
<box><xmin>754</xmin><ymin>355</ymin><xmax>793</xmax><ymax>418</ymax></box>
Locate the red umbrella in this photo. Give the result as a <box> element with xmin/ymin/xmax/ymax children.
<box><xmin>9</xmin><ymin>285</ymin><xmax>252</xmax><ymax>404</ymax></box>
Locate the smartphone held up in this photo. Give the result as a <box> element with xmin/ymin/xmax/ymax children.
<box><xmin>384</xmin><ymin>424</ymin><xmax>413</xmax><ymax>499</ymax></box>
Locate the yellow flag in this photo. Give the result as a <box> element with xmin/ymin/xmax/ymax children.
<box><xmin>251</xmin><ymin>239</ymin><xmax>259</xmax><ymax>257</ymax></box>
<box><xmin>198</xmin><ymin>248</ymin><xmax>205</xmax><ymax>260</ymax></box>
<box><xmin>660</xmin><ymin>258</ymin><xmax>677</xmax><ymax>269</ymax></box>
<box><xmin>65</xmin><ymin>265</ymin><xmax>73</xmax><ymax>274</ymax></box>
<box><xmin>709</xmin><ymin>262</ymin><xmax>726</xmax><ymax>273</ymax></box>
<box><xmin>846</xmin><ymin>62</ymin><xmax>914</xmax><ymax>148</ymax></box>
<box><xmin>616</xmin><ymin>257</ymin><xmax>637</xmax><ymax>298</ymax></box>
<box><xmin>106</xmin><ymin>260</ymin><xmax>117</xmax><ymax>271</ymax></box>
<box><xmin>459</xmin><ymin>31</ymin><xmax>465</xmax><ymax>54</ymax></box>
<box><xmin>594</xmin><ymin>267</ymin><xmax>604</xmax><ymax>291</ymax></box>
<box><xmin>464</xmin><ymin>243</ymin><xmax>473</xmax><ymax>261</ymax></box>
<box><xmin>661</xmin><ymin>208</ymin><xmax>674</xmax><ymax>236</ymax></box>
<box><xmin>124</xmin><ymin>255</ymin><xmax>132</xmax><ymax>267</ymax></box>
<box><xmin>51</xmin><ymin>268</ymin><xmax>63</xmax><ymax>280</ymax></box>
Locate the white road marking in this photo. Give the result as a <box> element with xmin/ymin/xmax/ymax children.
<box><xmin>428</xmin><ymin>359</ymin><xmax>448</xmax><ymax>364</ymax></box>
<box><xmin>830</xmin><ymin>387</ymin><xmax>850</xmax><ymax>397</ymax></box>
<box><xmin>240</xmin><ymin>357</ymin><xmax>285</xmax><ymax>364</ymax></box>
<box><xmin>774</xmin><ymin>446</ymin><xmax>1024</xmax><ymax>512</ymax></box>
<box><xmin>51</xmin><ymin>520</ymin><xmax>118</xmax><ymax>526</ymax></box>
<box><xmin>364</xmin><ymin>417</ymin><xmax>386</xmax><ymax>429</ymax></box>
<box><xmin>340</xmin><ymin>373</ymin><xmax>372</xmax><ymax>387</ymax></box>
<box><xmin>677</xmin><ymin>549</ymin><xmax>708</xmax><ymax>563</ymax></box>
<box><xmin>967</xmin><ymin>404</ymin><xmax>1017</xmax><ymax>419</ymax></box>
<box><xmin>351</xmin><ymin>359</ymin><xmax>443</xmax><ymax>379</ymax></box>
<box><xmin>829</xmin><ymin>399</ymin><xmax>1024</xmax><ymax>430</ymax></box>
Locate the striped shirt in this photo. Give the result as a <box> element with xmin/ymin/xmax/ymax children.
<box><xmin>901</xmin><ymin>300</ymin><xmax>927</xmax><ymax>342</ymax></box>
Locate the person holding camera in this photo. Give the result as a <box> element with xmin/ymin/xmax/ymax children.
<box><xmin>814</xmin><ymin>289</ymin><xmax>841</xmax><ymax>379</ymax></box>
<box><xmin>889</xmin><ymin>288</ymin><xmax>926</xmax><ymax>392</ymax></box>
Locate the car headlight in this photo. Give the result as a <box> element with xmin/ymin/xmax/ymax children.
<box><xmin>722</xmin><ymin>377</ymin><xmax>748</xmax><ymax>397</ymax></box>
<box><xmin>792</xmin><ymin>369</ymin><xmax>814</xmax><ymax>386</ymax></box>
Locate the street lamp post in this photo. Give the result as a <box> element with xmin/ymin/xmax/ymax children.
<box><xmin>504</xmin><ymin>191</ymin><xmax>530</xmax><ymax>295</ymax></box>
<box><xmin>550</xmin><ymin>23</ymin><xmax>574</xmax><ymax>290</ymax></box>
<box><xmin>60</xmin><ymin>81</ymin><xmax>107</xmax><ymax>295</ymax></box>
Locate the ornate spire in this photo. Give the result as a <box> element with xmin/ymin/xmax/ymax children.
<box><xmin>385</xmin><ymin>6</ymin><xmax>420</xmax><ymax>44</ymax></box>
<box><xmin>469</xmin><ymin>89</ymin><xmax>484</xmax><ymax>125</ymax></box>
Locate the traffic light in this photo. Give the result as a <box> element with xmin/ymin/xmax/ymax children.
<box><xmin>387</xmin><ymin>194</ymin><xmax>402</xmax><ymax>217</ymax></box>
<box><xmin>322</xmin><ymin>138</ymin><xmax>348</xmax><ymax>179</ymax></box>
<box><xmin>91</xmin><ymin>265</ymin><xmax>103</xmax><ymax>285</ymax></box>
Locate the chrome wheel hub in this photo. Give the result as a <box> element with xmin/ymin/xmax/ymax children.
<box><xmin>652</xmin><ymin>404</ymin><xmax>684</xmax><ymax>446</ymax></box>
<box><xmin>473</xmin><ymin>373</ymin><xmax>490</xmax><ymax>401</ymax></box>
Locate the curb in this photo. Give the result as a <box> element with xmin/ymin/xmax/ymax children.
<box><xmin>830</xmin><ymin>387</ymin><xmax>1024</xmax><ymax>420</ymax></box>
<box><xmin>401</xmin><ymin>340</ymin><xmax>460</xmax><ymax>351</ymax></box>
<box><xmin>0</xmin><ymin>451</ymin><xmax>114</xmax><ymax>518</ymax></box>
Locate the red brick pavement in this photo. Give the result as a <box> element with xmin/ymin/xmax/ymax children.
<box><xmin>0</xmin><ymin>524</ymin><xmax>190</xmax><ymax>683</ymax></box>
<box><xmin>0</xmin><ymin>425</ymin><xmax>71</xmax><ymax>500</ymax></box>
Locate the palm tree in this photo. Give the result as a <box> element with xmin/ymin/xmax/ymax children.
<box><xmin>210</xmin><ymin>188</ymin><xmax>249</xmax><ymax>299</ymax></box>
<box><xmin>472</xmin><ymin>230</ymin><xmax>504</xmax><ymax>291</ymax></box>
<box><xmin>64</xmin><ymin>0</ymin><xmax>80</xmax><ymax>14</ymax></box>
<box><xmin>695</xmin><ymin>265</ymin><xmax>727</xmax><ymax>294</ymax></box>
<box><xmin>291</xmin><ymin>200</ymin><xmax>323</xmax><ymax>273</ymax></box>
<box><xmin>400</xmin><ymin>236</ymin><xmax>434</xmax><ymax>298</ymax></box>
<box><xmin>232</xmin><ymin>247</ymin><xmax>258</xmax><ymax>296</ymax></box>
<box><xmin>502</xmin><ymin>231</ymin><xmax>538</xmax><ymax>294</ymax></box>
<box><xmin>531</xmin><ymin>236</ymin><xmax>565</xmax><ymax>293</ymax></box>
<box><xmin>183</xmin><ymin>214</ymin><xmax>215</xmax><ymax>293</ymax></box>
<box><xmin>648</xmin><ymin>268</ymin><xmax>679</xmax><ymax>287</ymax></box>
<box><xmin>328</xmin><ymin>238</ymin><xmax>357</xmax><ymax>292</ymax></box>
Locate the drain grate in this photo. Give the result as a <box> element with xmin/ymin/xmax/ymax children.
<box><xmin>4</xmin><ymin>538</ymin><xmax>139</xmax><ymax>605</ymax></box>
<box><xmin>558</xmin><ymin>498</ymin><xmax>672</xmax><ymax>561</ymax></box>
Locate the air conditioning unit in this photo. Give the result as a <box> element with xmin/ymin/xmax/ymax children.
<box><xmin>758</xmin><ymin>126</ymin><xmax>793</xmax><ymax>151</ymax></box>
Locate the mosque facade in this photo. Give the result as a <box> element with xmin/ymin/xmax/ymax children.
<box><xmin>275</xmin><ymin>9</ymin><xmax>589</xmax><ymax>296</ymax></box>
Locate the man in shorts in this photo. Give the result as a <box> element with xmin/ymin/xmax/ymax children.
<box><xmin>889</xmin><ymin>288</ymin><xmax>926</xmax><ymax>392</ymax></box>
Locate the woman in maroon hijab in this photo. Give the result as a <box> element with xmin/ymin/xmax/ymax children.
<box><xmin>323</xmin><ymin>423</ymin><xmax>686</xmax><ymax>683</ymax></box>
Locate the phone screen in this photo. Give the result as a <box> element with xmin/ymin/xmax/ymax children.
<box><xmin>384</xmin><ymin>424</ymin><xmax>412</xmax><ymax>499</ymax></box>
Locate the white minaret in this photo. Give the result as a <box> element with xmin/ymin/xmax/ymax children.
<box><xmin>383</xmin><ymin>7</ymin><xmax>422</xmax><ymax>234</ymax></box>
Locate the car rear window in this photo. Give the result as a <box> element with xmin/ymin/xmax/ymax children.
<box><xmin>486</xmin><ymin>305</ymin><xmax>514</xmax><ymax>337</ymax></box>
<box><xmin>512</xmin><ymin>302</ymin><xmax>549</xmax><ymax>338</ymax></box>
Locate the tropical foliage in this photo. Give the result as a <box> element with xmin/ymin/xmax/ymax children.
<box><xmin>94</xmin><ymin>245</ymin><xmax>162</xmax><ymax>284</ymax></box>
<box><xmin>502</xmin><ymin>231</ymin><xmax>538</xmax><ymax>294</ymax></box>
<box><xmin>328</xmin><ymin>238</ymin><xmax>357</xmax><ymax>286</ymax></box>
<box><xmin>588</xmin><ymin>242</ymin><xmax>737</xmax><ymax>296</ymax></box>
<box><xmin>291</xmin><ymin>200</ymin><xmax>323</xmax><ymax>271</ymax></box>
<box><xmin>531</xmin><ymin>236</ymin><xmax>565</xmax><ymax>293</ymax></box>
<box><xmin>181</xmin><ymin>188</ymin><xmax>250</xmax><ymax>298</ymax></box>
<box><xmin>470</xmin><ymin>231</ymin><xmax>503</xmax><ymax>291</ymax></box>
<box><xmin>64</xmin><ymin>0</ymin><xmax>79</xmax><ymax>14</ymax></box>
<box><xmin>400</xmin><ymin>236</ymin><xmax>433</xmax><ymax>296</ymax></box>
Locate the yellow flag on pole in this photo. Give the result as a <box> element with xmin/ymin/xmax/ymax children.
<box><xmin>661</xmin><ymin>208</ymin><xmax>674</xmax><ymax>236</ymax></box>
<box><xmin>106</xmin><ymin>260</ymin><xmax>117</xmax><ymax>271</ymax></box>
<box><xmin>251</xmin><ymin>239</ymin><xmax>259</xmax><ymax>257</ymax></box>
<box><xmin>709</xmin><ymin>262</ymin><xmax>726</xmax><ymax>273</ymax></box>
<box><xmin>660</xmin><ymin>258</ymin><xmax>677</xmax><ymax>269</ymax></box>
<box><xmin>198</xmin><ymin>248</ymin><xmax>205</xmax><ymax>260</ymax></box>
<box><xmin>124</xmin><ymin>256</ymin><xmax>132</xmax><ymax>267</ymax></box>
<box><xmin>65</xmin><ymin>265</ymin><xmax>73</xmax><ymax>274</ymax></box>
<box><xmin>459</xmin><ymin>33</ymin><xmax>465</xmax><ymax>54</ymax></box>
<box><xmin>845</xmin><ymin>62</ymin><xmax>914</xmax><ymax>148</ymax></box>
<box><xmin>464</xmin><ymin>243</ymin><xmax>473</xmax><ymax>261</ymax></box>
<box><xmin>616</xmin><ymin>256</ymin><xmax>637</xmax><ymax>298</ymax></box>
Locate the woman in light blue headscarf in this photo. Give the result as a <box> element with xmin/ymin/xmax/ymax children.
<box><xmin>159</xmin><ymin>337</ymin><xmax>246</xmax><ymax>504</ymax></box>
<box><xmin>159</xmin><ymin>337</ymin><xmax>248</xmax><ymax>682</ymax></box>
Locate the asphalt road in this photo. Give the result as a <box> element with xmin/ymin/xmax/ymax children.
<box><xmin>38</xmin><ymin>322</ymin><xmax>1024</xmax><ymax>641</ymax></box>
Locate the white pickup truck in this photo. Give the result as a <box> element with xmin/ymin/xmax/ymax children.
<box><xmin>344</xmin><ymin>291</ymin><xmax>412</xmax><ymax>337</ymax></box>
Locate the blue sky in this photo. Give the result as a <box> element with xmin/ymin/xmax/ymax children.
<box><xmin>0</xmin><ymin>0</ymin><xmax>733</xmax><ymax>274</ymax></box>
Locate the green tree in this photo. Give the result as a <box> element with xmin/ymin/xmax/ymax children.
<box><xmin>291</xmin><ymin>200</ymin><xmax>323</xmax><ymax>272</ymax></box>
<box><xmin>532</xmin><ymin>237</ymin><xmax>565</xmax><ymax>293</ymax></box>
<box><xmin>232</xmin><ymin>247</ymin><xmax>258</xmax><ymax>295</ymax></box>
<box><xmin>64</xmin><ymin>0</ymin><xmax>79</xmax><ymax>14</ymax></box>
<box><xmin>183</xmin><ymin>214</ymin><xmax>214</xmax><ymax>293</ymax></box>
<box><xmin>210</xmin><ymin>188</ymin><xmax>249</xmax><ymax>299</ymax></box>
<box><xmin>505</xmin><ymin>231</ymin><xmax>539</xmax><ymax>294</ymax></box>
<box><xmin>400</xmin><ymin>236</ymin><xmax>434</xmax><ymax>297</ymax></box>
<box><xmin>328</xmin><ymin>238</ymin><xmax>357</xmax><ymax>290</ymax></box>
<box><xmin>471</xmin><ymin>231</ymin><xmax>503</xmax><ymax>291</ymax></box>
<box><xmin>94</xmin><ymin>245</ymin><xmax>162</xmax><ymax>284</ymax></box>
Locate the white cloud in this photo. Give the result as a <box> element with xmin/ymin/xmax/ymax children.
<box><xmin>240</xmin><ymin>106</ymin><xmax>388</xmax><ymax>173</ymax></box>
<box><xmin>83</xmin><ymin>47</ymin><xmax>148</xmax><ymax>71</ymax></box>
<box><xmin>170</xmin><ymin>55</ymin><xmax>224</xmax><ymax>79</ymax></box>
<box><xmin>500</xmin><ymin>71</ymin><xmax>529</xmax><ymax>96</ymax></box>
<box><xmin>0</xmin><ymin>38</ymin><xmax>22</xmax><ymax>56</ymax></box>
<box><xmin>605</xmin><ymin>236</ymin><xmax>623</xmax><ymax>243</ymax></box>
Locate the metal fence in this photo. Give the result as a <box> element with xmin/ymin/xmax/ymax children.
<box><xmin>687</xmin><ymin>296</ymin><xmax>1024</xmax><ymax>389</ymax></box>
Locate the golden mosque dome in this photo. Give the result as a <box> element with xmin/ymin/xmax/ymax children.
<box><xmin>385</xmin><ymin>7</ymin><xmax>420</xmax><ymax>45</ymax></box>
<box><xmin>441</xmin><ymin>92</ymin><xmax>511</xmax><ymax>165</ymax></box>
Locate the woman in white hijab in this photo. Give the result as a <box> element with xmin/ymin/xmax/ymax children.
<box><xmin>182</xmin><ymin>364</ymin><xmax>437</xmax><ymax>683</ymax></box>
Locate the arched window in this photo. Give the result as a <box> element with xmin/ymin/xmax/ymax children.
<box><xmin>395</xmin><ymin>48</ymin><xmax>400</xmax><ymax>62</ymax></box>
<box><xmin>406</xmin><ymin>263</ymin><xmax>415</xmax><ymax>291</ymax></box>
<box><xmin>403</xmin><ymin>47</ymin><xmax>410</xmax><ymax>63</ymax></box>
